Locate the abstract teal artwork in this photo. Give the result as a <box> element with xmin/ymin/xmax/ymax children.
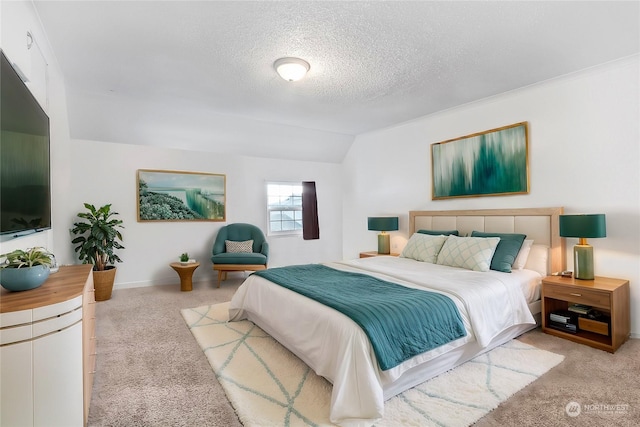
<box><xmin>137</xmin><ymin>169</ymin><xmax>226</xmax><ymax>221</ymax></box>
<box><xmin>431</xmin><ymin>122</ymin><xmax>529</xmax><ymax>199</ymax></box>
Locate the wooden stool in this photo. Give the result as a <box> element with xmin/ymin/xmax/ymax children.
<box><xmin>170</xmin><ymin>262</ymin><xmax>200</xmax><ymax>291</ymax></box>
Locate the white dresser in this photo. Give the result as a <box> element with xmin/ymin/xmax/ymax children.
<box><xmin>1</xmin><ymin>265</ymin><xmax>95</xmax><ymax>427</ymax></box>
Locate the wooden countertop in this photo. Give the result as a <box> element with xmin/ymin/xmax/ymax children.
<box><xmin>1</xmin><ymin>264</ymin><xmax>93</xmax><ymax>313</ymax></box>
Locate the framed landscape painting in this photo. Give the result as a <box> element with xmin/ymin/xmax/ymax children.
<box><xmin>137</xmin><ymin>169</ymin><xmax>226</xmax><ymax>222</ymax></box>
<box><xmin>431</xmin><ymin>122</ymin><xmax>529</xmax><ymax>200</ymax></box>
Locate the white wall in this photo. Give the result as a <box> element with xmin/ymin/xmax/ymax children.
<box><xmin>67</xmin><ymin>140</ymin><xmax>343</xmax><ymax>289</ymax></box>
<box><xmin>1</xmin><ymin>2</ymin><xmax>343</xmax><ymax>290</ymax></box>
<box><xmin>342</xmin><ymin>56</ymin><xmax>640</xmax><ymax>336</ymax></box>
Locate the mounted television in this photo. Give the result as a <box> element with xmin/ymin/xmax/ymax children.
<box><xmin>1</xmin><ymin>49</ymin><xmax>51</xmax><ymax>237</ymax></box>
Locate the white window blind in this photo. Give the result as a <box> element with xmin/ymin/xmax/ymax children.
<box><xmin>266</xmin><ymin>182</ymin><xmax>303</xmax><ymax>235</ymax></box>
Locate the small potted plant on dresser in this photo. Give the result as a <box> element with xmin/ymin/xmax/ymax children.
<box><xmin>70</xmin><ymin>203</ymin><xmax>124</xmax><ymax>301</ymax></box>
<box><xmin>0</xmin><ymin>247</ymin><xmax>54</xmax><ymax>291</ymax></box>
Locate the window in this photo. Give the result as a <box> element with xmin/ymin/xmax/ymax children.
<box><xmin>267</xmin><ymin>182</ymin><xmax>303</xmax><ymax>235</ymax></box>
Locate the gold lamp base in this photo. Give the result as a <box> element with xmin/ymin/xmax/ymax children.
<box><xmin>574</xmin><ymin>243</ymin><xmax>594</xmax><ymax>280</ymax></box>
<box><xmin>377</xmin><ymin>232</ymin><xmax>390</xmax><ymax>255</ymax></box>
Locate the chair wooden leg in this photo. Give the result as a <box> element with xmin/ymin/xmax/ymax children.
<box><xmin>217</xmin><ymin>270</ymin><xmax>223</xmax><ymax>288</ymax></box>
<box><xmin>214</xmin><ymin>264</ymin><xmax>266</xmax><ymax>288</ymax></box>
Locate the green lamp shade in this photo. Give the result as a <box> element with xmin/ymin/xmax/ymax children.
<box><xmin>367</xmin><ymin>217</ymin><xmax>399</xmax><ymax>232</ymax></box>
<box><xmin>559</xmin><ymin>214</ymin><xmax>606</xmax><ymax>280</ymax></box>
<box><xmin>559</xmin><ymin>214</ymin><xmax>606</xmax><ymax>238</ymax></box>
<box><xmin>368</xmin><ymin>217</ymin><xmax>398</xmax><ymax>255</ymax></box>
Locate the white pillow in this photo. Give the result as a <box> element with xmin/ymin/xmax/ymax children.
<box><xmin>512</xmin><ymin>239</ymin><xmax>534</xmax><ymax>270</ymax></box>
<box><xmin>226</xmin><ymin>240</ymin><xmax>253</xmax><ymax>253</ymax></box>
<box><xmin>436</xmin><ymin>235</ymin><xmax>500</xmax><ymax>272</ymax></box>
<box><xmin>400</xmin><ymin>233</ymin><xmax>447</xmax><ymax>263</ymax></box>
<box><xmin>523</xmin><ymin>244</ymin><xmax>549</xmax><ymax>276</ymax></box>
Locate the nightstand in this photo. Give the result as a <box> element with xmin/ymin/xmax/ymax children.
<box><xmin>359</xmin><ymin>251</ymin><xmax>400</xmax><ymax>258</ymax></box>
<box><xmin>541</xmin><ymin>275</ymin><xmax>630</xmax><ymax>353</ymax></box>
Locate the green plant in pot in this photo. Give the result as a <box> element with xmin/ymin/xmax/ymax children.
<box><xmin>180</xmin><ymin>252</ymin><xmax>189</xmax><ymax>263</ymax></box>
<box><xmin>0</xmin><ymin>247</ymin><xmax>54</xmax><ymax>291</ymax></box>
<box><xmin>71</xmin><ymin>203</ymin><xmax>124</xmax><ymax>301</ymax></box>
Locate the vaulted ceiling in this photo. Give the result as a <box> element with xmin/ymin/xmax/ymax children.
<box><xmin>34</xmin><ymin>1</ymin><xmax>639</xmax><ymax>163</ymax></box>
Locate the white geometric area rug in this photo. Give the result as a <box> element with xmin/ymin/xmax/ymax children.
<box><xmin>181</xmin><ymin>302</ymin><xmax>564</xmax><ymax>427</ymax></box>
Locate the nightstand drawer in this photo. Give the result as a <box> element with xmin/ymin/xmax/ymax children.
<box><xmin>543</xmin><ymin>284</ymin><xmax>610</xmax><ymax>308</ymax></box>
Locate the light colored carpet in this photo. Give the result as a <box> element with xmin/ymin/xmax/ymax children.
<box><xmin>87</xmin><ymin>278</ymin><xmax>245</xmax><ymax>427</ymax></box>
<box><xmin>88</xmin><ymin>279</ymin><xmax>640</xmax><ymax>427</ymax></box>
<box><xmin>182</xmin><ymin>302</ymin><xmax>565</xmax><ymax>427</ymax></box>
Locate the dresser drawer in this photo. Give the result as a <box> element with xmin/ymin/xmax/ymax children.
<box><xmin>543</xmin><ymin>283</ymin><xmax>610</xmax><ymax>308</ymax></box>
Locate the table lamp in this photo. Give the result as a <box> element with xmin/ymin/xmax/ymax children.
<box><xmin>559</xmin><ymin>214</ymin><xmax>606</xmax><ymax>280</ymax></box>
<box><xmin>367</xmin><ymin>217</ymin><xmax>399</xmax><ymax>255</ymax></box>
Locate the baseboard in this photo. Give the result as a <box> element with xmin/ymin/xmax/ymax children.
<box><xmin>114</xmin><ymin>278</ymin><xmax>209</xmax><ymax>290</ymax></box>
<box><xmin>113</xmin><ymin>271</ymin><xmax>251</xmax><ymax>291</ymax></box>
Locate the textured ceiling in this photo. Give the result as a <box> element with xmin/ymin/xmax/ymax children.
<box><xmin>32</xmin><ymin>1</ymin><xmax>639</xmax><ymax>163</ymax></box>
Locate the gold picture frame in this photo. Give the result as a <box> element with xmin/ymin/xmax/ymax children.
<box><xmin>431</xmin><ymin>122</ymin><xmax>529</xmax><ymax>200</ymax></box>
<box><xmin>137</xmin><ymin>169</ymin><xmax>226</xmax><ymax>222</ymax></box>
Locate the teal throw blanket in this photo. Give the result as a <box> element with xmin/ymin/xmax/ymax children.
<box><xmin>254</xmin><ymin>264</ymin><xmax>466</xmax><ymax>371</ymax></box>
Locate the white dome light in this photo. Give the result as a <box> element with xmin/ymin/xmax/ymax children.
<box><xmin>274</xmin><ymin>57</ymin><xmax>310</xmax><ymax>82</ymax></box>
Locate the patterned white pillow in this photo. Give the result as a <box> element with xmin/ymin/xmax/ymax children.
<box><xmin>400</xmin><ymin>233</ymin><xmax>448</xmax><ymax>263</ymax></box>
<box><xmin>226</xmin><ymin>240</ymin><xmax>253</xmax><ymax>253</ymax></box>
<box><xmin>436</xmin><ymin>235</ymin><xmax>500</xmax><ymax>272</ymax></box>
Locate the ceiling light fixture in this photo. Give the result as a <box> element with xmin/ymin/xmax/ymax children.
<box><xmin>274</xmin><ymin>57</ymin><xmax>310</xmax><ymax>82</ymax></box>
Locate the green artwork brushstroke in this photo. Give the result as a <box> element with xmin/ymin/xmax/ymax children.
<box><xmin>432</xmin><ymin>125</ymin><xmax>527</xmax><ymax>198</ymax></box>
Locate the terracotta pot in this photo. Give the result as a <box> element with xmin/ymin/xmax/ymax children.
<box><xmin>93</xmin><ymin>266</ymin><xmax>117</xmax><ymax>301</ymax></box>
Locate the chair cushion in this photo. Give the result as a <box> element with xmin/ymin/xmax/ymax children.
<box><xmin>211</xmin><ymin>252</ymin><xmax>267</xmax><ymax>265</ymax></box>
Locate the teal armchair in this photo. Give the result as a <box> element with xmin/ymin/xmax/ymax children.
<box><xmin>211</xmin><ymin>223</ymin><xmax>268</xmax><ymax>287</ymax></box>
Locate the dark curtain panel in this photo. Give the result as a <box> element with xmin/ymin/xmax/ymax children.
<box><xmin>302</xmin><ymin>181</ymin><xmax>320</xmax><ymax>240</ymax></box>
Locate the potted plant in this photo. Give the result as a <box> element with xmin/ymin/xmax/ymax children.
<box><xmin>180</xmin><ymin>252</ymin><xmax>190</xmax><ymax>264</ymax></box>
<box><xmin>70</xmin><ymin>203</ymin><xmax>124</xmax><ymax>301</ymax></box>
<box><xmin>0</xmin><ymin>247</ymin><xmax>54</xmax><ymax>291</ymax></box>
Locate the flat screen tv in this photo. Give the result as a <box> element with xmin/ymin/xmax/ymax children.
<box><xmin>1</xmin><ymin>49</ymin><xmax>51</xmax><ymax>237</ymax></box>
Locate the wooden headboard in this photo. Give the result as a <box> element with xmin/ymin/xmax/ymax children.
<box><xmin>409</xmin><ymin>207</ymin><xmax>565</xmax><ymax>274</ymax></box>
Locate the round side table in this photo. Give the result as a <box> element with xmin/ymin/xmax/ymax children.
<box><xmin>170</xmin><ymin>262</ymin><xmax>200</xmax><ymax>292</ymax></box>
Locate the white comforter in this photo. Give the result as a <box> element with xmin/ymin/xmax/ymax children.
<box><xmin>228</xmin><ymin>257</ymin><xmax>537</xmax><ymax>426</ymax></box>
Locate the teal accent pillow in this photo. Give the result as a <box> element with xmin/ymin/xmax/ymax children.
<box><xmin>417</xmin><ymin>229</ymin><xmax>459</xmax><ymax>236</ymax></box>
<box><xmin>470</xmin><ymin>231</ymin><xmax>526</xmax><ymax>273</ymax></box>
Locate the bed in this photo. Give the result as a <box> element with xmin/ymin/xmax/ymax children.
<box><xmin>228</xmin><ymin>207</ymin><xmax>565</xmax><ymax>426</ymax></box>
